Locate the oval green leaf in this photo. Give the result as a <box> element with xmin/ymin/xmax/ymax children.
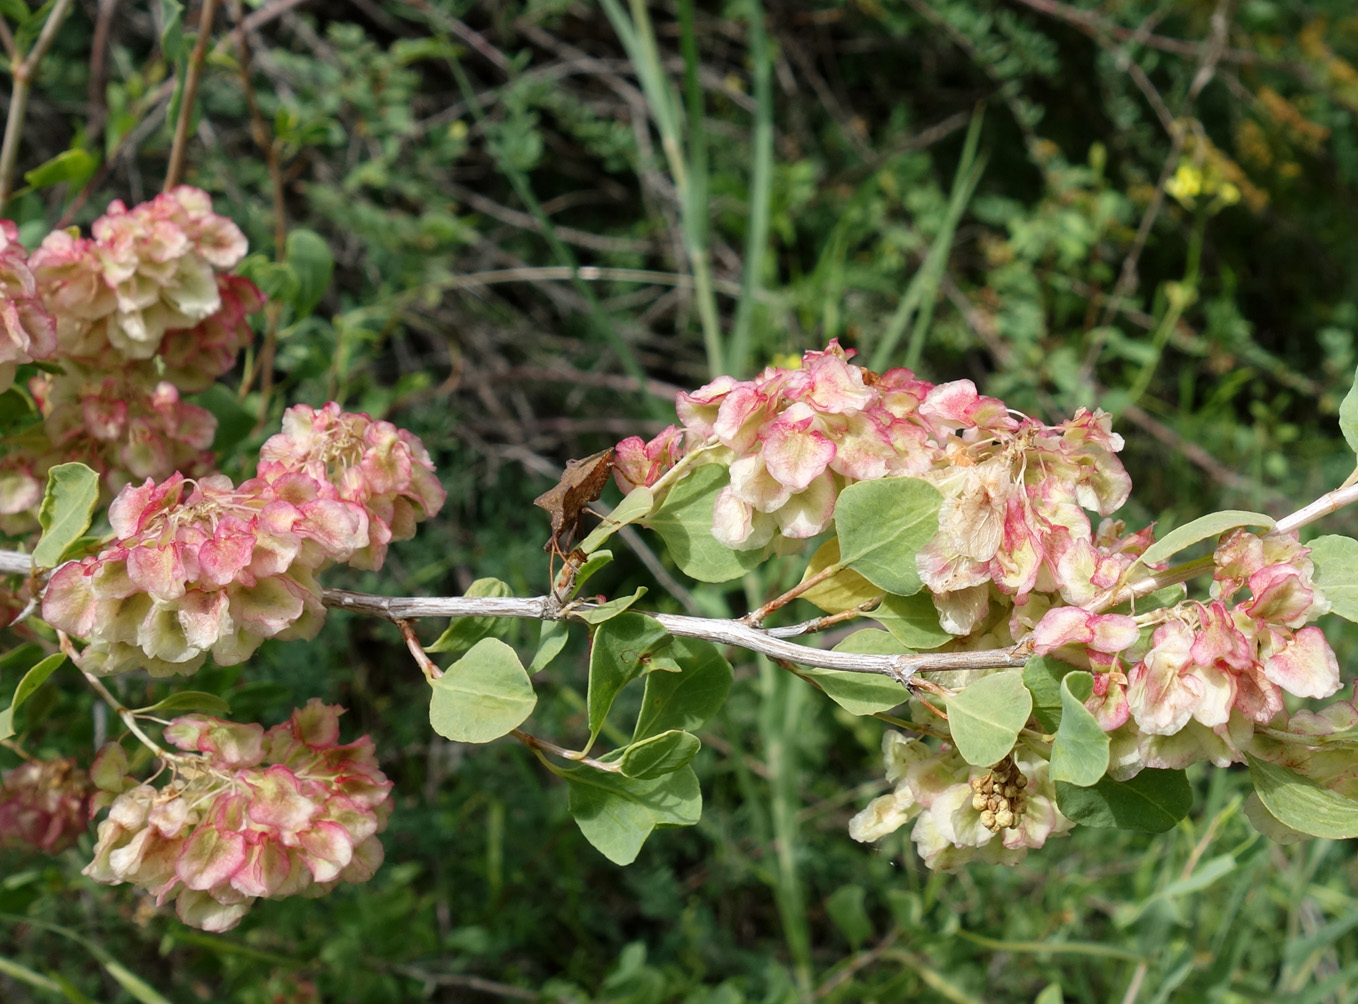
<box><xmin>575</xmin><ymin>586</ymin><xmax>647</xmax><ymax>625</ymax></box>
<box><xmin>1023</xmin><ymin>655</ymin><xmax>1071</xmax><ymax>733</ymax></box>
<box><xmin>1247</xmin><ymin>754</ymin><xmax>1358</xmax><ymax>839</ymax></box>
<box><xmin>33</xmin><ymin>463</ymin><xmax>100</xmax><ymax>569</ymax></box>
<box><xmin>1340</xmin><ymin>362</ymin><xmax>1358</xmax><ymax>456</ymax></box>
<box><xmin>1136</xmin><ymin>510</ymin><xmax>1275</xmax><ymax>569</ymax></box>
<box><xmin>134</xmin><ymin>691</ymin><xmax>231</xmax><ymax>716</ymax></box>
<box><xmin>617</xmin><ymin>730</ymin><xmax>701</xmax><ymax>779</ymax></box>
<box><xmin>834</xmin><ymin>478</ymin><xmax>943</xmax><ymax>596</ymax></box>
<box><xmin>1309</xmin><ymin>535</ymin><xmax>1358</xmax><ymax>622</ymax></box>
<box><xmin>429</xmin><ymin>638</ymin><xmax>536</xmax><ymax>744</ymax></box>
<box><xmin>1055</xmin><ymin>769</ymin><xmax>1192</xmax><ymax>832</ymax></box>
<box><xmin>644</xmin><ymin>465</ymin><xmax>766</xmax><ymax>583</ymax></box>
<box><xmin>578</xmin><ymin>486</ymin><xmax>654</xmax><ymax>555</ymax></box>
<box><xmin>631</xmin><ymin>636</ymin><xmax>732</xmax><ymax>741</ymax></box>
<box><xmin>284</xmin><ymin>228</ymin><xmax>334</xmax><ymax>318</ymax></box>
<box><xmin>0</xmin><ymin>653</ymin><xmax>66</xmax><ymax>741</ymax></box>
<box><xmin>1049</xmin><ymin>672</ymin><xmax>1109</xmax><ymax>787</ymax></box>
<box><xmin>565</xmin><ymin>765</ymin><xmax>701</xmax><ymax>864</ymax></box>
<box><xmin>870</xmin><ymin>592</ymin><xmax>951</xmax><ymax>650</ymax></box>
<box><xmin>587</xmin><ymin>613</ymin><xmax>676</xmax><ymax>746</ymax></box>
<box><xmin>798</xmin><ymin>538</ymin><xmax>882</xmax><ymax>613</ymax></box>
<box><xmin>945</xmin><ymin>670</ymin><xmax>1031</xmax><ymax>766</ymax></box>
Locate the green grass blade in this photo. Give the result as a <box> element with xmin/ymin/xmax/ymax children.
<box><xmin>871</xmin><ymin>107</ymin><xmax>987</xmax><ymax>373</ymax></box>
<box><xmin>728</xmin><ymin>0</ymin><xmax>773</xmax><ymax>378</ymax></box>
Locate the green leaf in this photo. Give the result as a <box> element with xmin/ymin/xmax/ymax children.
<box><xmin>1055</xmin><ymin>769</ymin><xmax>1193</xmax><ymax>832</ymax></box>
<box><xmin>33</xmin><ymin>463</ymin><xmax>100</xmax><ymax>569</ymax></box>
<box><xmin>1340</xmin><ymin>363</ymin><xmax>1358</xmax><ymax>456</ymax></box>
<box><xmin>565</xmin><ymin>765</ymin><xmax>701</xmax><ymax>864</ymax></box>
<box><xmin>644</xmin><ymin>465</ymin><xmax>765</xmax><ymax>583</ymax></box>
<box><xmin>945</xmin><ymin>670</ymin><xmax>1031</xmax><ymax>766</ymax></box>
<box><xmin>569</xmin><ymin>549</ymin><xmax>614</xmax><ymax>597</ymax></box>
<box><xmin>1048</xmin><ymin>672</ymin><xmax>1109</xmax><ymax>787</ymax></box>
<box><xmin>0</xmin><ymin>0</ymin><xmax>30</xmax><ymax>25</ymax></box>
<box><xmin>632</xmin><ymin>636</ymin><xmax>732</xmax><ymax>741</ymax></box>
<box><xmin>1309</xmin><ymin>535</ymin><xmax>1358</xmax><ymax>622</ymax></box>
<box><xmin>429</xmin><ymin>639</ymin><xmax>536</xmax><ymax>744</ymax></box>
<box><xmin>578</xmin><ymin>486</ymin><xmax>654</xmax><ymax>554</ymax></box>
<box><xmin>283</xmin><ymin>228</ymin><xmax>334</xmax><ymax>318</ymax></box>
<box><xmin>0</xmin><ymin>653</ymin><xmax>66</xmax><ymax>741</ymax></box>
<box><xmin>796</xmin><ymin>630</ymin><xmax>910</xmax><ymax>715</ymax></box>
<box><xmin>22</xmin><ymin>148</ymin><xmax>97</xmax><ymax>191</ymax></box>
<box><xmin>1136</xmin><ymin>510</ymin><xmax>1275</xmax><ymax>568</ymax></box>
<box><xmin>588</xmin><ymin>613</ymin><xmax>676</xmax><ymax>746</ymax></box>
<box><xmin>1023</xmin><ymin>655</ymin><xmax>1071</xmax><ymax>733</ymax></box>
<box><xmin>158</xmin><ymin>0</ymin><xmax>185</xmax><ymax>61</ymax></box>
<box><xmin>530</xmin><ymin>619</ymin><xmax>569</xmax><ymax>673</ymax></box>
<box><xmin>833</xmin><ymin>478</ymin><xmax>943</xmax><ymax>596</ymax></box>
<box><xmin>617</xmin><ymin>729</ymin><xmax>700</xmax><ymax>779</ymax></box>
<box><xmin>825</xmin><ymin>884</ymin><xmax>872</xmax><ymax>950</ymax></box>
<box><xmin>870</xmin><ymin>592</ymin><xmax>951</xmax><ymax>650</ymax></box>
<box><xmin>575</xmin><ymin>586</ymin><xmax>647</xmax><ymax>625</ymax></box>
<box><xmin>798</xmin><ymin>537</ymin><xmax>882</xmax><ymax>613</ymax></box>
<box><xmin>133</xmin><ymin>691</ymin><xmax>231</xmax><ymax>716</ymax></box>
<box><xmin>1247</xmin><ymin>754</ymin><xmax>1358</xmax><ymax>839</ymax></box>
<box><xmin>426</xmin><ymin>578</ymin><xmax>514</xmax><ymax>656</ymax></box>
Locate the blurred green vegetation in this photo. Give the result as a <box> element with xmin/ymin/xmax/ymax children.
<box><xmin>4</xmin><ymin>0</ymin><xmax>1358</xmax><ymax>1001</ymax></box>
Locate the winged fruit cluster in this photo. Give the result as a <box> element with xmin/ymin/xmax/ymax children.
<box><xmin>41</xmin><ymin>403</ymin><xmax>445</xmax><ymax>677</ymax></box>
<box><xmin>84</xmin><ymin>700</ymin><xmax>391</xmax><ymax>932</ymax></box>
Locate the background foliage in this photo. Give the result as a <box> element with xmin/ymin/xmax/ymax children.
<box><xmin>4</xmin><ymin>0</ymin><xmax>1358</xmax><ymax>1001</ymax></box>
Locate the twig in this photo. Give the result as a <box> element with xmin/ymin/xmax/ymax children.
<box><xmin>229</xmin><ymin>0</ymin><xmax>288</xmax><ymax>416</ymax></box>
<box><xmin>0</xmin><ymin>0</ymin><xmax>76</xmax><ymax>210</ymax></box>
<box><xmin>510</xmin><ymin>728</ymin><xmax>621</xmax><ymax>772</ymax></box>
<box><xmin>744</xmin><ymin>561</ymin><xmax>850</xmax><ymax>627</ymax></box>
<box><xmin>323</xmin><ymin>588</ymin><xmax>1020</xmax><ymax>681</ymax></box>
<box><xmin>396</xmin><ymin>620</ymin><xmax>441</xmax><ymax>681</ymax></box>
<box><xmin>163</xmin><ymin>0</ymin><xmax>221</xmax><ymax>190</ymax></box>
<box><xmin>60</xmin><ymin>633</ymin><xmax>175</xmax><ymax>762</ymax></box>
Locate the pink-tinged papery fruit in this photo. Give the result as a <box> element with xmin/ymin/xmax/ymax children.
<box><xmin>42</xmin><ymin>472</ymin><xmax>368</xmax><ymax>676</ymax></box>
<box><xmin>0</xmin><ymin>757</ymin><xmax>93</xmax><ymax>854</ymax></box>
<box><xmin>0</xmin><ymin>220</ymin><xmax>57</xmax><ymax>392</ymax></box>
<box><xmin>257</xmin><ymin>403</ymin><xmax>446</xmax><ymax>570</ymax></box>
<box><xmin>83</xmin><ymin>700</ymin><xmax>392</xmax><ymax>932</ymax></box>
<box><xmin>649</xmin><ymin>342</ymin><xmax>1140</xmax><ymax>631</ymax></box>
<box><xmin>30</xmin><ymin>187</ymin><xmax>249</xmax><ymax>366</ymax></box>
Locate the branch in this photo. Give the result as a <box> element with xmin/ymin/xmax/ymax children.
<box><xmin>0</xmin><ymin>0</ymin><xmax>76</xmax><ymax>210</ymax></box>
<box><xmin>6</xmin><ymin>476</ymin><xmax>1357</xmax><ymax>684</ymax></box>
<box><xmin>164</xmin><ymin>0</ymin><xmax>221</xmax><ymax>190</ymax></box>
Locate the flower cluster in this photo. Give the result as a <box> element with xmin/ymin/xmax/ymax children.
<box><xmin>0</xmin><ymin>757</ymin><xmax>92</xmax><ymax>854</ymax></box>
<box><xmin>258</xmin><ymin>403</ymin><xmax>447</xmax><ymax>570</ymax></box>
<box><xmin>0</xmin><ymin>188</ymin><xmax>260</xmax><ymax>529</ymax></box>
<box><xmin>0</xmin><ymin>221</ymin><xmax>57</xmax><ymax>393</ymax></box>
<box><xmin>620</xmin><ymin>341</ymin><xmax>1138</xmax><ymax>636</ymax></box>
<box><xmin>849</xmin><ymin>732</ymin><xmax>1073</xmax><ymax>871</ymax></box>
<box><xmin>84</xmin><ymin>700</ymin><xmax>392</xmax><ymax>933</ymax></box>
<box><xmin>42</xmin><ymin>406</ymin><xmax>443</xmax><ymax>677</ymax></box>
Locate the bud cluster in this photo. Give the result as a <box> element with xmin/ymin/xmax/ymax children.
<box><xmin>0</xmin><ymin>757</ymin><xmax>92</xmax><ymax>854</ymax></box>
<box><xmin>0</xmin><ymin>188</ymin><xmax>261</xmax><ymax>530</ymax></box>
<box><xmin>42</xmin><ymin>404</ymin><xmax>444</xmax><ymax>677</ymax></box>
<box><xmin>84</xmin><ymin>700</ymin><xmax>392</xmax><ymax>933</ymax></box>
<box><xmin>849</xmin><ymin>732</ymin><xmax>1073</xmax><ymax>871</ymax></box>
<box><xmin>969</xmin><ymin>755</ymin><xmax>1028</xmax><ymax>832</ymax></box>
